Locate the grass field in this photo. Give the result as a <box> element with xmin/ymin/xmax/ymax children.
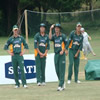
<box><xmin>0</xmin><ymin>81</ymin><xmax>100</xmax><ymax>100</ymax></box>
<box><xmin>0</xmin><ymin>32</ymin><xmax>100</xmax><ymax>100</ymax></box>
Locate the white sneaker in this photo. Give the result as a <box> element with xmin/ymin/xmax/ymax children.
<box><xmin>37</xmin><ymin>82</ymin><xmax>41</xmax><ymax>86</ymax></box>
<box><xmin>57</xmin><ymin>87</ymin><xmax>64</xmax><ymax>91</ymax></box>
<box><xmin>42</xmin><ymin>82</ymin><xmax>46</xmax><ymax>86</ymax></box>
<box><xmin>76</xmin><ymin>80</ymin><xmax>81</xmax><ymax>84</ymax></box>
<box><xmin>24</xmin><ymin>85</ymin><xmax>28</xmax><ymax>88</ymax></box>
<box><xmin>14</xmin><ymin>85</ymin><xmax>19</xmax><ymax>89</ymax></box>
<box><xmin>67</xmin><ymin>80</ymin><xmax>71</xmax><ymax>84</ymax></box>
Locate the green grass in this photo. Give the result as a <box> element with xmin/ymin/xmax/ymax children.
<box><xmin>0</xmin><ymin>81</ymin><xmax>100</xmax><ymax>100</ymax></box>
<box><xmin>0</xmin><ymin>33</ymin><xmax>100</xmax><ymax>100</ymax></box>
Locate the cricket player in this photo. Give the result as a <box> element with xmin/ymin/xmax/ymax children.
<box><xmin>66</xmin><ymin>22</ymin><xmax>83</xmax><ymax>84</ymax></box>
<box><xmin>4</xmin><ymin>25</ymin><xmax>29</xmax><ymax>88</ymax></box>
<box><xmin>49</xmin><ymin>23</ymin><xmax>68</xmax><ymax>91</ymax></box>
<box><xmin>80</xmin><ymin>27</ymin><xmax>96</xmax><ymax>60</ymax></box>
<box><xmin>34</xmin><ymin>23</ymin><xmax>50</xmax><ymax>86</ymax></box>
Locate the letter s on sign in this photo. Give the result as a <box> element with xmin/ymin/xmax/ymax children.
<box><xmin>8</xmin><ymin>66</ymin><xmax>14</xmax><ymax>74</ymax></box>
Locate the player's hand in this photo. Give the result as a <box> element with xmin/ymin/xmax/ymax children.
<box><xmin>40</xmin><ymin>55</ymin><xmax>44</xmax><ymax>58</ymax></box>
<box><xmin>10</xmin><ymin>52</ymin><xmax>14</xmax><ymax>56</ymax></box>
<box><xmin>89</xmin><ymin>36</ymin><xmax>91</xmax><ymax>40</ymax></box>
<box><xmin>50</xmin><ymin>24</ymin><xmax>55</xmax><ymax>30</ymax></box>
<box><xmin>65</xmin><ymin>50</ymin><xmax>68</xmax><ymax>56</ymax></box>
<box><xmin>39</xmin><ymin>52</ymin><xmax>44</xmax><ymax>56</ymax></box>
<box><xmin>7</xmin><ymin>50</ymin><xmax>14</xmax><ymax>56</ymax></box>
<box><xmin>60</xmin><ymin>50</ymin><xmax>64</xmax><ymax>55</ymax></box>
<box><xmin>74</xmin><ymin>53</ymin><xmax>78</xmax><ymax>58</ymax></box>
<box><xmin>20</xmin><ymin>52</ymin><xmax>24</xmax><ymax>56</ymax></box>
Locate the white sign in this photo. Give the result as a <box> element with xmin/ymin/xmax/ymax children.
<box><xmin>0</xmin><ymin>53</ymin><xmax>58</xmax><ymax>85</ymax></box>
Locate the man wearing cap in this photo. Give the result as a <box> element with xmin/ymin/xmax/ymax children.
<box><xmin>4</xmin><ymin>25</ymin><xmax>29</xmax><ymax>88</ymax></box>
<box><xmin>66</xmin><ymin>22</ymin><xmax>83</xmax><ymax>84</ymax></box>
<box><xmin>49</xmin><ymin>23</ymin><xmax>68</xmax><ymax>91</ymax></box>
<box><xmin>34</xmin><ymin>23</ymin><xmax>50</xmax><ymax>86</ymax></box>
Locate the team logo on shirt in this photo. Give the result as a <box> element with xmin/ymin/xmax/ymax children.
<box><xmin>73</xmin><ymin>41</ymin><xmax>80</xmax><ymax>45</ymax></box>
<box><xmin>14</xmin><ymin>44</ymin><xmax>20</xmax><ymax>48</ymax></box>
<box><xmin>39</xmin><ymin>43</ymin><xmax>46</xmax><ymax>47</ymax></box>
<box><xmin>55</xmin><ymin>40</ymin><xmax>60</xmax><ymax>43</ymax></box>
<box><xmin>13</xmin><ymin>40</ymin><xmax>20</xmax><ymax>44</ymax></box>
<box><xmin>55</xmin><ymin>44</ymin><xmax>61</xmax><ymax>47</ymax></box>
<box><xmin>40</xmin><ymin>39</ymin><xmax>45</xmax><ymax>42</ymax></box>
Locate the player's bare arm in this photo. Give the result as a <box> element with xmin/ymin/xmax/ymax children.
<box><xmin>7</xmin><ymin>50</ymin><xmax>14</xmax><ymax>56</ymax></box>
<box><xmin>49</xmin><ymin>24</ymin><xmax>55</xmax><ymax>39</ymax></box>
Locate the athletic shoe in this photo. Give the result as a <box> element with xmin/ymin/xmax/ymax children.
<box><xmin>76</xmin><ymin>80</ymin><xmax>81</xmax><ymax>84</ymax></box>
<box><xmin>23</xmin><ymin>85</ymin><xmax>28</xmax><ymax>88</ymax></box>
<box><xmin>37</xmin><ymin>82</ymin><xmax>41</xmax><ymax>86</ymax></box>
<box><xmin>67</xmin><ymin>80</ymin><xmax>71</xmax><ymax>84</ymax></box>
<box><xmin>42</xmin><ymin>82</ymin><xmax>46</xmax><ymax>86</ymax></box>
<box><xmin>57</xmin><ymin>87</ymin><xmax>64</xmax><ymax>91</ymax></box>
<box><xmin>14</xmin><ymin>85</ymin><xmax>19</xmax><ymax>89</ymax></box>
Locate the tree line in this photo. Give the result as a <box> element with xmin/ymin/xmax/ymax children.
<box><xmin>0</xmin><ymin>0</ymin><xmax>98</xmax><ymax>36</ymax></box>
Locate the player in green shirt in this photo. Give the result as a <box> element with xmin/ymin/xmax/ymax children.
<box><xmin>4</xmin><ymin>25</ymin><xmax>29</xmax><ymax>88</ymax></box>
<box><xmin>34</xmin><ymin>23</ymin><xmax>50</xmax><ymax>86</ymax></box>
<box><xmin>49</xmin><ymin>23</ymin><xmax>68</xmax><ymax>91</ymax></box>
<box><xmin>66</xmin><ymin>22</ymin><xmax>83</xmax><ymax>84</ymax></box>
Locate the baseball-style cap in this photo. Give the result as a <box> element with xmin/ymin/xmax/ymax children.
<box><xmin>76</xmin><ymin>22</ymin><xmax>82</xmax><ymax>27</ymax></box>
<box><xmin>54</xmin><ymin>23</ymin><xmax>61</xmax><ymax>28</ymax></box>
<box><xmin>40</xmin><ymin>23</ymin><xmax>46</xmax><ymax>28</ymax></box>
<box><xmin>13</xmin><ymin>25</ymin><xmax>18</xmax><ymax>30</ymax></box>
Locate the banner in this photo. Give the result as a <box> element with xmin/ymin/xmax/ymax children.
<box><xmin>0</xmin><ymin>54</ymin><xmax>58</xmax><ymax>84</ymax></box>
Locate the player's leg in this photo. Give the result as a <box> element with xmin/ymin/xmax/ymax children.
<box><xmin>68</xmin><ymin>49</ymin><xmax>74</xmax><ymax>81</ymax></box>
<box><xmin>35</xmin><ymin>55</ymin><xmax>41</xmax><ymax>84</ymax></box>
<box><xmin>74</xmin><ymin>53</ymin><xmax>80</xmax><ymax>83</ymax></box>
<box><xmin>59</xmin><ymin>53</ymin><xmax>66</xmax><ymax>88</ymax></box>
<box><xmin>17</xmin><ymin>55</ymin><xmax>26</xmax><ymax>86</ymax></box>
<box><xmin>12</xmin><ymin>55</ymin><xmax>20</xmax><ymax>87</ymax></box>
<box><xmin>54</xmin><ymin>54</ymin><xmax>60</xmax><ymax>80</ymax></box>
<box><xmin>41</xmin><ymin>57</ymin><xmax>46</xmax><ymax>84</ymax></box>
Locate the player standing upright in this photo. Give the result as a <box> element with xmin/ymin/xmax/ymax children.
<box><xmin>34</xmin><ymin>23</ymin><xmax>50</xmax><ymax>86</ymax></box>
<box><xmin>49</xmin><ymin>23</ymin><xmax>68</xmax><ymax>91</ymax></box>
<box><xmin>66</xmin><ymin>22</ymin><xmax>83</xmax><ymax>84</ymax></box>
<box><xmin>4</xmin><ymin>25</ymin><xmax>29</xmax><ymax>88</ymax></box>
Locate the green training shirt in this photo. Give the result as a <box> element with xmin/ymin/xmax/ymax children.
<box><xmin>34</xmin><ymin>32</ymin><xmax>50</xmax><ymax>55</ymax></box>
<box><xmin>4</xmin><ymin>35</ymin><xmax>29</xmax><ymax>53</ymax></box>
<box><xmin>50</xmin><ymin>33</ymin><xmax>68</xmax><ymax>54</ymax></box>
<box><xmin>66</xmin><ymin>30</ymin><xmax>83</xmax><ymax>50</ymax></box>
